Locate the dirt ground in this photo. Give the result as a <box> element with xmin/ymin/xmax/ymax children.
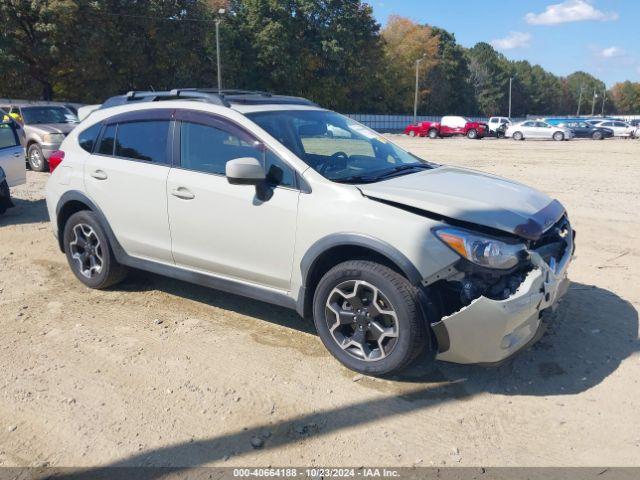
<box><xmin>0</xmin><ymin>136</ymin><xmax>638</xmax><ymax>469</ymax></box>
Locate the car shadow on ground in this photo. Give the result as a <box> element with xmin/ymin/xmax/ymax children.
<box><xmin>55</xmin><ymin>280</ymin><xmax>637</xmax><ymax>475</ymax></box>
<box><xmin>0</xmin><ymin>198</ymin><xmax>49</xmax><ymax>226</ymax></box>
<box><xmin>118</xmin><ymin>269</ymin><xmax>315</xmax><ymax>335</ymax></box>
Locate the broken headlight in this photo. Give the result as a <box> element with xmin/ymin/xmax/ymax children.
<box><xmin>435</xmin><ymin>227</ymin><xmax>526</xmax><ymax>270</ymax></box>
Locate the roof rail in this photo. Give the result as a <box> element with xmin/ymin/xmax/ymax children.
<box><xmin>100</xmin><ymin>88</ymin><xmax>316</xmax><ymax>110</ymax></box>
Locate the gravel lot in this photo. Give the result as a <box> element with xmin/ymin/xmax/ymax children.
<box><xmin>0</xmin><ymin>136</ymin><xmax>638</xmax><ymax>469</ymax></box>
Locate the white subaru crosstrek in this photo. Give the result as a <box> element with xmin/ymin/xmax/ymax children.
<box><xmin>45</xmin><ymin>89</ymin><xmax>574</xmax><ymax>375</ymax></box>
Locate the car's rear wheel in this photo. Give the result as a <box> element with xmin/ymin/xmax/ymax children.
<box><xmin>592</xmin><ymin>131</ymin><xmax>603</xmax><ymax>140</ymax></box>
<box><xmin>466</xmin><ymin>129</ymin><xmax>477</xmax><ymax>139</ymax></box>
<box><xmin>553</xmin><ymin>131</ymin><xmax>565</xmax><ymax>141</ymax></box>
<box><xmin>428</xmin><ymin>129</ymin><xmax>438</xmax><ymax>139</ymax></box>
<box><xmin>513</xmin><ymin>131</ymin><xmax>524</xmax><ymax>141</ymax></box>
<box><xmin>313</xmin><ymin>260</ymin><xmax>429</xmax><ymax>376</ymax></box>
<box><xmin>27</xmin><ymin>143</ymin><xmax>48</xmax><ymax>172</ymax></box>
<box><xmin>63</xmin><ymin>211</ymin><xmax>128</xmax><ymax>289</ymax></box>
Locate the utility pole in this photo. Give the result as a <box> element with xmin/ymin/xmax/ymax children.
<box><xmin>591</xmin><ymin>88</ymin><xmax>597</xmax><ymax>116</ymax></box>
<box><xmin>413</xmin><ymin>54</ymin><xmax>426</xmax><ymax>125</ymax></box>
<box><xmin>215</xmin><ymin>8</ymin><xmax>226</xmax><ymax>95</ymax></box>
<box><xmin>601</xmin><ymin>89</ymin><xmax>607</xmax><ymax>116</ymax></box>
<box><xmin>576</xmin><ymin>85</ymin><xmax>584</xmax><ymax>117</ymax></box>
<box><xmin>508</xmin><ymin>77</ymin><xmax>513</xmax><ymax>118</ymax></box>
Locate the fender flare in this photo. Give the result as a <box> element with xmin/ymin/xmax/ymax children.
<box><xmin>55</xmin><ymin>190</ymin><xmax>127</xmax><ymax>261</ymax></box>
<box><xmin>296</xmin><ymin>233</ymin><xmax>423</xmax><ymax>316</ymax></box>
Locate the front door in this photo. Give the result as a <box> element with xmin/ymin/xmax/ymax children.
<box><xmin>84</xmin><ymin>111</ymin><xmax>174</xmax><ymax>263</ymax></box>
<box><xmin>0</xmin><ymin>122</ymin><xmax>25</xmax><ymax>187</ymax></box>
<box><xmin>167</xmin><ymin>110</ymin><xmax>299</xmax><ymax>290</ymax></box>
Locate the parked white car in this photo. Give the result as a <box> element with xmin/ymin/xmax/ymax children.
<box><xmin>505</xmin><ymin>120</ymin><xmax>574</xmax><ymax>141</ymax></box>
<box><xmin>0</xmin><ymin>121</ymin><xmax>26</xmax><ymax>214</ymax></box>
<box><xmin>591</xmin><ymin>120</ymin><xmax>637</xmax><ymax>138</ymax></box>
<box><xmin>45</xmin><ymin>89</ymin><xmax>574</xmax><ymax>375</ymax></box>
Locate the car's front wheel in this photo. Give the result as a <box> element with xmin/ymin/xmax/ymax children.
<box><xmin>63</xmin><ymin>210</ymin><xmax>128</xmax><ymax>289</ymax></box>
<box><xmin>466</xmin><ymin>128</ymin><xmax>477</xmax><ymax>139</ymax></box>
<box><xmin>428</xmin><ymin>129</ymin><xmax>438</xmax><ymax>139</ymax></box>
<box><xmin>27</xmin><ymin>143</ymin><xmax>48</xmax><ymax>172</ymax></box>
<box><xmin>513</xmin><ymin>131</ymin><xmax>524</xmax><ymax>141</ymax></box>
<box><xmin>408</xmin><ymin>130</ymin><xmax>416</xmax><ymax>137</ymax></box>
<box><xmin>313</xmin><ymin>260</ymin><xmax>429</xmax><ymax>376</ymax></box>
<box><xmin>553</xmin><ymin>131</ymin><xmax>565</xmax><ymax>141</ymax></box>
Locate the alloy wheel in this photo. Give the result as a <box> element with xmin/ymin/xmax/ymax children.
<box><xmin>69</xmin><ymin>224</ymin><xmax>104</xmax><ymax>279</ymax></box>
<box><xmin>325</xmin><ymin>280</ymin><xmax>399</xmax><ymax>362</ymax></box>
<box><xmin>29</xmin><ymin>147</ymin><xmax>43</xmax><ymax>170</ymax></box>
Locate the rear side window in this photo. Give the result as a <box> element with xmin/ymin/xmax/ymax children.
<box><xmin>97</xmin><ymin>124</ymin><xmax>116</xmax><ymax>155</ymax></box>
<box><xmin>78</xmin><ymin>123</ymin><xmax>102</xmax><ymax>153</ymax></box>
<box><xmin>115</xmin><ymin>121</ymin><xmax>169</xmax><ymax>163</ymax></box>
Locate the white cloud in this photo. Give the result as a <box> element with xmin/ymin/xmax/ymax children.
<box><xmin>525</xmin><ymin>0</ymin><xmax>618</xmax><ymax>25</ymax></box>
<box><xmin>598</xmin><ymin>46</ymin><xmax>624</xmax><ymax>58</ymax></box>
<box><xmin>491</xmin><ymin>31</ymin><xmax>532</xmax><ymax>50</ymax></box>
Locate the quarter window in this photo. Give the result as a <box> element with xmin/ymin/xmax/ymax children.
<box><xmin>78</xmin><ymin>123</ymin><xmax>102</xmax><ymax>153</ymax></box>
<box><xmin>97</xmin><ymin>124</ymin><xmax>116</xmax><ymax>155</ymax></box>
<box><xmin>115</xmin><ymin>121</ymin><xmax>169</xmax><ymax>163</ymax></box>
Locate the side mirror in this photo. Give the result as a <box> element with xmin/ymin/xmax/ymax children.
<box><xmin>225</xmin><ymin>157</ymin><xmax>265</xmax><ymax>186</ymax></box>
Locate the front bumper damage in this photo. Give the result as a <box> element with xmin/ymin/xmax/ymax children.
<box><xmin>430</xmin><ymin>220</ymin><xmax>574</xmax><ymax>365</ymax></box>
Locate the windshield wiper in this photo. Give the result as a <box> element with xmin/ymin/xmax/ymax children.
<box><xmin>332</xmin><ymin>164</ymin><xmax>431</xmax><ymax>184</ymax></box>
<box><xmin>365</xmin><ymin>163</ymin><xmax>432</xmax><ymax>181</ymax></box>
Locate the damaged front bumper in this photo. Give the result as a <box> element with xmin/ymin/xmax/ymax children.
<box><xmin>431</xmin><ymin>224</ymin><xmax>574</xmax><ymax>365</ymax></box>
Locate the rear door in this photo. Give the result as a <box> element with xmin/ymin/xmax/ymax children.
<box><xmin>0</xmin><ymin>122</ymin><xmax>25</xmax><ymax>187</ymax></box>
<box><xmin>84</xmin><ymin>109</ymin><xmax>174</xmax><ymax>263</ymax></box>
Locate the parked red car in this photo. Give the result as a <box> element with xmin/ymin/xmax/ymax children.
<box><xmin>405</xmin><ymin>115</ymin><xmax>488</xmax><ymax>139</ymax></box>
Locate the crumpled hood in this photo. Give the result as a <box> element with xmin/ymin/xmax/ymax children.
<box><xmin>358</xmin><ymin>166</ymin><xmax>565</xmax><ymax>240</ymax></box>
<box><xmin>27</xmin><ymin>123</ymin><xmax>77</xmax><ymax>135</ymax></box>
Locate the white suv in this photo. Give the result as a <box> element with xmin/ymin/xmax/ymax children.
<box><xmin>45</xmin><ymin>89</ymin><xmax>574</xmax><ymax>375</ymax></box>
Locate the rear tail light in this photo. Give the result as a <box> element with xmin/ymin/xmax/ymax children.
<box><xmin>49</xmin><ymin>150</ymin><xmax>65</xmax><ymax>173</ymax></box>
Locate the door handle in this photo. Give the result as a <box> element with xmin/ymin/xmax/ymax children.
<box><xmin>171</xmin><ymin>187</ymin><xmax>195</xmax><ymax>200</ymax></box>
<box><xmin>90</xmin><ymin>169</ymin><xmax>108</xmax><ymax>180</ymax></box>
<box><xmin>13</xmin><ymin>152</ymin><xmax>22</xmax><ymax>157</ymax></box>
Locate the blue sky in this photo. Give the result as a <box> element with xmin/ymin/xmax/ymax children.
<box><xmin>370</xmin><ymin>0</ymin><xmax>639</xmax><ymax>87</ymax></box>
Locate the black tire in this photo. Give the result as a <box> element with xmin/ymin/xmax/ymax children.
<box><xmin>592</xmin><ymin>131</ymin><xmax>603</xmax><ymax>140</ymax></box>
<box><xmin>408</xmin><ymin>130</ymin><xmax>416</xmax><ymax>137</ymax></box>
<box><xmin>312</xmin><ymin>260</ymin><xmax>429</xmax><ymax>376</ymax></box>
<box><xmin>63</xmin><ymin>210</ymin><xmax>128</xmax><ymax>289</ymax></box>
<box><xmin>466</xmin><ymin>128</ymin><xmax>477</xmax><ymax>139</ymax></box>
<box><xmin>513</xmin><ymin>131</ymin><xmax>524</xmax><ymax>141</ymax></box>
<box><xmin>27</xmin><ymin>143</ymin><xmax>48</xmax><ymax>172</ymax></box>
<box><xmin>428</xmin><ymin>129</ymin><xmax>438</xmax><ymax>139</ymax></box>
<box><xmin>553</xmin><ymin>131</ymin><xmax>564</xmax><ymax>141</ymax></box>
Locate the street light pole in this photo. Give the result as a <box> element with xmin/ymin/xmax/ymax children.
<box><xmin>601</xmin><ymin>89</ymin><xmax>607</xmax><ymax>116</ymax></box>
<box><xmin>508</xmin><ymin>77</ymin><xmax>513</xmax><ymax>118</ymax></box>
<box><xmin>591</xmin><ymin>87</ymin><xmax>597</xmax><ymax>116</ymax></box>
<box><xmin>413</xmin><ymin>54</ymin><xmax>426</xmax><ymax>125</ymax></box>
<box><xmin>576</xmin><ymin>85</ymin><xmax>584</xmax><ymax>116</ymax></box>
<box><xmin>215</xmin><ymin>8</ymin><xmax>226</xmax><ymax>95</ymax></box>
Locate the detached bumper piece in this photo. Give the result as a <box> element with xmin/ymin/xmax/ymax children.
<box><xmin>432</xmin><ymin>219</ymin><xmax>573</xmax><ymax>365</ymax></box>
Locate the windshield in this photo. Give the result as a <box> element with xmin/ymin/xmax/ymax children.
<box><xmin>21</xmin><ymin>106</ymin><xmax>78</xmax><ymax>125</ymax></box>
<box><xmin>247</xmin><ymin>110</ymin><xmax>434</xmax><ymax>183</ymax></box>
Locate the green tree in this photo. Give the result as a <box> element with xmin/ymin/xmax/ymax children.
<box><xmin>422</xmin><ymin>27</ymin><xmax>476</xmax><ymax>115</ymax></box>
<box><xmin>466</xmin><ymin>42</ymin><xmax>510</xmax><ymax>116</ymax></box>
<box><xmin>610</xmin><ymin>81</ymin><xmax>640</xmax><ymax>114</ymax></box>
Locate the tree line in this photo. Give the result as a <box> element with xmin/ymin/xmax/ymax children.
<box><xmin>1</xmin><ymin>0</ymin><xmax>639</xmax><ymax>116</ymax></box>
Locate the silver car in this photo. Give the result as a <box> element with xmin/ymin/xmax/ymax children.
<box><xmin>506</xmin><ymin>120</ymin><xmax>574</xmax><ymax>141</ymax></box>
<box><xmin>6</xmin><ymin>104</ymin><xmax>79</xmax><ymax>171</ymax></box>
